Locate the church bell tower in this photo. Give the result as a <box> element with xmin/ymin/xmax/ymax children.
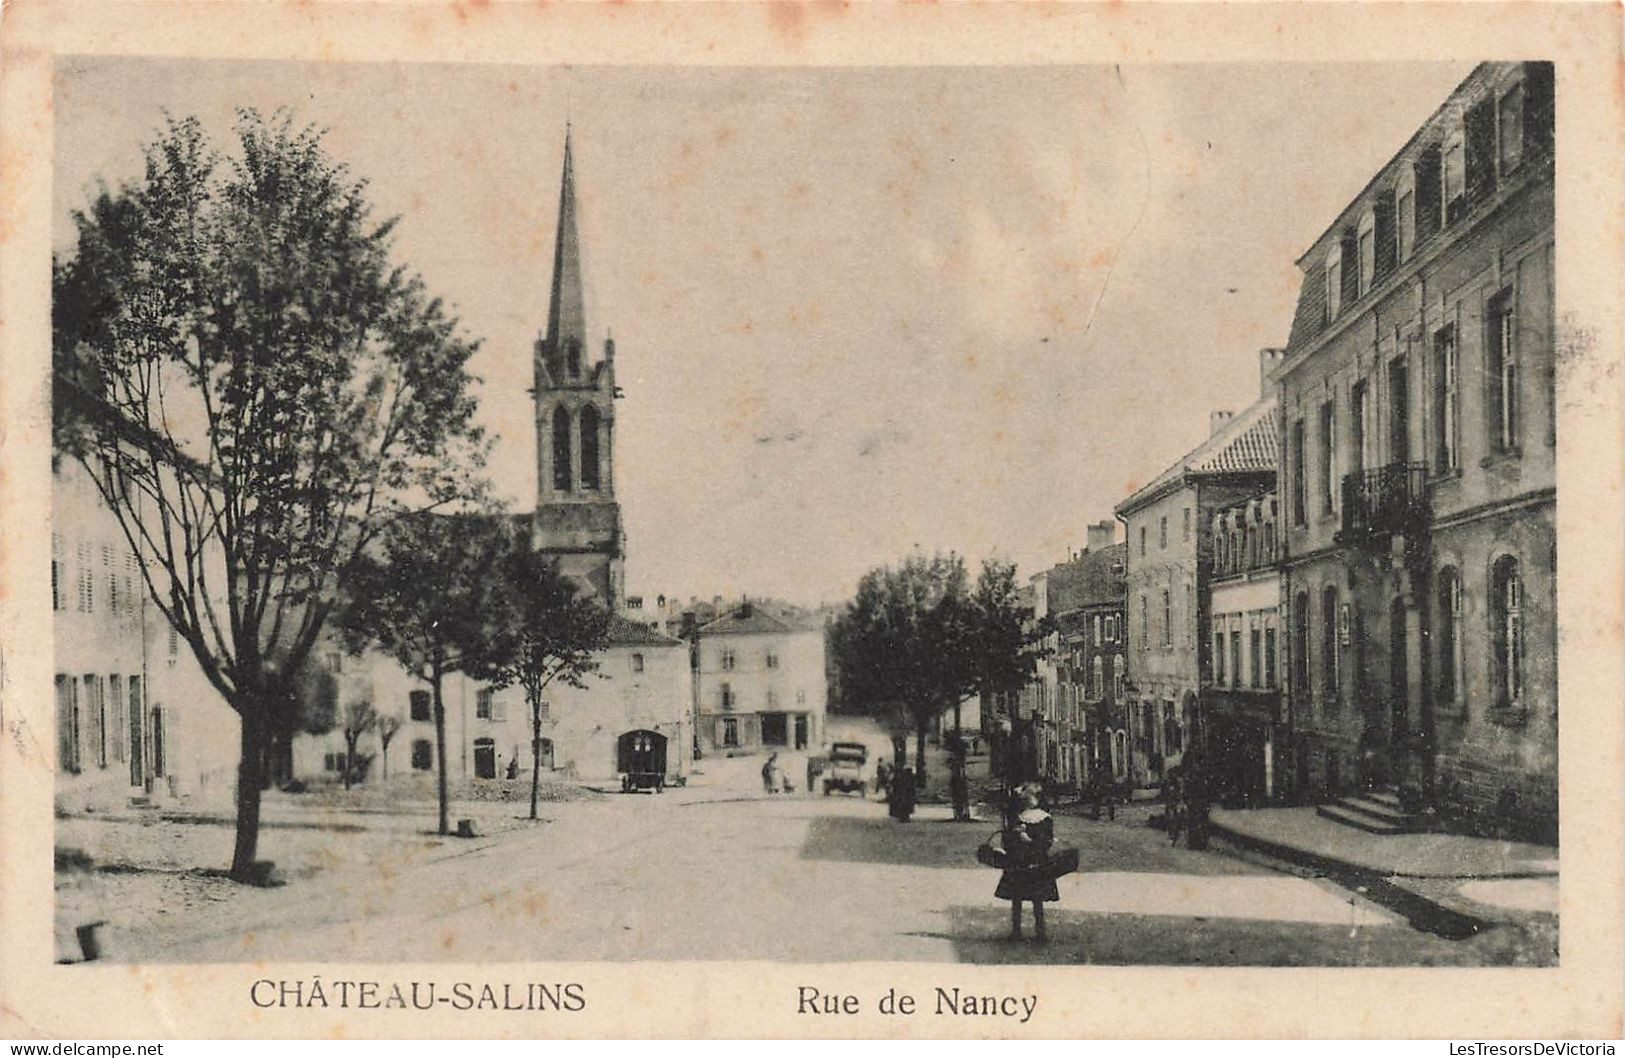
<box><xmin>532</xmin><ymin>126</ymin><xmax>625</xmax><ymax>607</ymax></box>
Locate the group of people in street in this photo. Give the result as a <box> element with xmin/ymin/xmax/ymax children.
<box><xmin>1160</xmin><ymin>758</ymin><xmax>1211</xmax><ymax>849</ymax></box>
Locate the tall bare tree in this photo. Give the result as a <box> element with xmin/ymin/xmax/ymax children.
<box><xmin>340</xmin><ymin>511</ymin><xmax>512</xmax><ymax>834</ymax></box>
<box><xmin>53</xmin><ymin>110</ymin><xmax>486</xmax><ymax>879</ymax></box>
<box><xmin>339</xmin><ymin>699</ymin><xmax>378</xmax><ymax>790</ymax></box>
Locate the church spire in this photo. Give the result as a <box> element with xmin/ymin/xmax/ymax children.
<box><xmin>544</xmin><ymin>124</ymin><xmax>586</xmax><ymax>380</ymax></box>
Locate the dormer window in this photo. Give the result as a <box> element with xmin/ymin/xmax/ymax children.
<box><xmin>1357</xmin><ymin>210</ymin><xmax>1376</xmax><ymax>297</ymax></box>
<box><xmin>1442</xmin><ymin>128</ymin><xmax>1466</xmax><ymax>223</ymax></box>
<box><xmin>1498</xmin><ymin>79</ymin><xmax>1525</xmax><ymax>176</ymax></box>
<box><xmin>1395</xmin><ymin>169</ymin><xmax>1416</xmax><ymax>263</ymax></box>
<box><xmin>1323</xmin><ymin>245</ymin><xmax>1343</xmax><ymax>321</ymax></box>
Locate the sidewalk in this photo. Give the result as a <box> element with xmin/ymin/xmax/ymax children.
<box><xmin>1210</xmin><ymin>806</ymin><xmax>1557</xmax><ymax>879</ymax></box>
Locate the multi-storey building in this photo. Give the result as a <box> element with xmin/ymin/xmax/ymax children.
<box><xmin>1048</xmin><ymin>524</ymin><xmax>1128</xmax><ymax>788</ymax></box>
<box><xmin>52</xmin><ymin>460</ymin><xmax>239</xmax><ymax>810</ymax></box>
<box><xmin>693</xmin><ymin>601</ymin><xmax>827</xmax><ymax>756</ymax></box>
<box><xmin>1117</xmin><ymin>379</ymin><xmax>1278</xmax><ymax>788</ymax></box>
<box><xmin>1275</xmin><ymin>62</ymin><xmax>1555</xmax><ymax>841</ymax></box>
<box><xmin>1204</xmin><ymin>490</ymin><xmax>1286</xmax><ymax>804</ymax></box>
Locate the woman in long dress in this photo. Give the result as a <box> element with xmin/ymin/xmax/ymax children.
<box><xmin>995</xmin><ymin>788</ymin><xmax>1059</xmax><ymax>942</ymax></box>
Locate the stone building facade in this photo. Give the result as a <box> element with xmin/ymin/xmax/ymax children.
<box><xmin>52</xmin><ymin>460</ymin><xmax>240</xmax><ymax>810</ymax></box>
<box><xmin>1117</xmin><ymin>391</ymin><xmax>1278</xmax><ymax>788</ymax></box>
<box><xmin>1204</xmin><ymin>490</ymin><xmax>1286</xmax><ymax>804</ymax></box>
<box><xmin>693</xmin><ymin>602</ymin><xmax>827</xmax><ymax>756</ymax></box>
<box><xmin>1275</xmin><ymin>61</ymin><xmax>1555</xmax><ymax>841</ymax></box>
<box><xmin>1048</xmin><ymin>527</ymin><xmax>1128</xmax><ymax>788</ymax></box>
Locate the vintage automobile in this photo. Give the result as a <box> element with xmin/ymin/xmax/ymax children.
<box><xmin>822</xmin><ymin>741</ymin><xmax>869</xmax><ymax>796</ymax></box>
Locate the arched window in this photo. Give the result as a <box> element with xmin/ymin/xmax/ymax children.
<box><xmin>1436</xmin><ymin>567</ymin><xmax>1463</xmax><ymax>707</ymax></box>
<box><xmin>1321</xmin><ymin>585</ymin><xmax>1340</xmax><ymax>702</ymax></box>
<box><xmin>580</xmin><ymin>404</ymin><xmax>600</xmax><ymax>490</ymax></box>
<box><xmin>566</xmin><ymin>339</ymin><xmax>582</xmax><ymax>378</ymax></box>
<box><xmin>1161</xmin><ymin>590</ymin><xmax>1172</xmax><ymax>647</ymax></box>
<box><xmin>552</xmin><ymin>405</ymin><xmax>573</xmax><ymax>492</ymax></box>
<box><xmin>1112</xmin><ymin>655</ymin><xmax>1125</xmax><ymax>700</ymax></box>
<box><xmin>1090</xmin><ymin>657</ymin><xmax>1104</xmax><ymax>700</ymax></box>
<box><xmin>1492</xmin><ymin>556</ymin><xmax>1524</xmax><ymax>708</ymax></box>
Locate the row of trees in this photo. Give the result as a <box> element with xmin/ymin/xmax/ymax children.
<box><xmin>53</xmin><ymin>109</ymin><xmax>607</xmax><ymax>879</ymax></box>
<box><xmin>829</xmin><ymin>553</ymin><xmax>1048</xmax><ymax>821</ymax></box>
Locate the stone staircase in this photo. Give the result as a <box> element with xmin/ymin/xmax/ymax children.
<box><xmin>1315</xmin><ymin>786</ymin><xmax>1421</xmax><ymax>835</ymax></box>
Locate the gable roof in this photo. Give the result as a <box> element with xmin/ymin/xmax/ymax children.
<box><xmin>606</xmin><ymin>613</ymin><xmax>685</xmax><ymax>647</ymax></box>
<box><xmin>1046</xmin><ymin>542</ymin><xmax>1127</xmax><ymax>613</ymax></box>
<box><xmin>1116</xmin><ymin>397</ymin><xmax>1278</xmax><ymax>516</ymax></box>
<box><xmin>697</xmin><ymin>605</ymin><xmax>798</xmax><ymax>636</ymax></box>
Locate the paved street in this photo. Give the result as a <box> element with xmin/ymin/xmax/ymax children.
<box><xmin>62</xmin><ymin>760</ymin><xmax>1552</xmax><ymax>966</ymax></box>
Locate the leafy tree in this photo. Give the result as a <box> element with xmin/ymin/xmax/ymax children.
<box><xmin>831</xmin><ymin>553</ymin><xmax>971</xmax><ymax>788</ymax></box>
<box><xmin>376</xmin><ymin>713</ymin><xmax>402</xmax><ymax>780</ymax></box>
<box><xmin>831</xmin><ymin>554</ymin><xmax>1049</xmax><ymax>819</ymax></box>
<box><xmin>340</xmin><ymin>510</ymin><xmax>512</xmax><ymax>834</ymax></box>
<box><xmin>487</xmin><ymin>548</ymin><xmax>612</xmax><ymax>821</ymax></box>
<box><xmin>339</xmin><ymin>699</ymin><xmax>378</xmax><ymax>790</ymax></box>
<box><xmin>52</xmin><ymin>110</ymin><xmax>485</xmax><ymax>879</ymax></box>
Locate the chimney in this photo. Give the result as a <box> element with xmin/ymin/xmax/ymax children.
<box><xmin>1086</xmin><ymin>520</ymin><xmax>1115</xmax><ymax>553</ymax></box>
<box><xmin>1258</xmin><ymin>347</ymin><xmax>1285</xmax><ymax>398</ymax></box>
<box><xmin>1210</xmin><ymin>410</ymin><xmax>1235</xmax><ymax>436</ymax></box>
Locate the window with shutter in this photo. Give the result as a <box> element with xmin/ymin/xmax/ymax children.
<box><xmin>1498</xmin><ymin>81</ymin><xmax>1525</xmax><ymax>176</ymax></box>
<box><xmin>1374</xmin><ymin>192</ymin><xmax>1397</xmax><ymax>280</ymax></box>
<box><xmin>1465</xmin><ymin>99</ymin><xmax>1496</xmax><ymax>202</ymax></box>
<box><xmin>1357</xmin><ymin>211</ymin><xmax>1376</xmax><ymax>296</ymax></box>
<box><xmin>1443</xmin><ymin>130</ymin><xmax>1467</xmax><ymax>223</ymax></box>
<box><xmin>1414</xmin><ymin>146</ymin><xmax>1443</xmax><ymax>243</ymax></box>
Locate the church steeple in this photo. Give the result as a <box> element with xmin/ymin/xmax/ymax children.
<box><xmin>543</xmin><ymin>125</ymin><xmax>587</xmax><ymax>383</ymax></box>
<box><xmin>532</xmin><ymin>125</ymin><xmax>625</xmax><ymax>610</ymax></box>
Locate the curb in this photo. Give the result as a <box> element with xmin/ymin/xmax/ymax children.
<box><xmin>1210</xmin><ymin>819</ymin><xmax>1492</xmax><ymax>941</ymax></box>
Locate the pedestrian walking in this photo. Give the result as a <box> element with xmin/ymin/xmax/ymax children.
<box><xmin>996</xmin><ymin>787</ymin><xmax>1059</xmax><ymax>942</ymax></box>
<box><xmin>762</xmin><ymin>752</ymin><xmax>780</xmax><ymax>794</ymax></box>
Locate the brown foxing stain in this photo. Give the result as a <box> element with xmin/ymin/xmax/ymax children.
<box><xmin>764</xmin><ymin>0</ymin><xmax>849</xmax><ymax>47</ymax></box>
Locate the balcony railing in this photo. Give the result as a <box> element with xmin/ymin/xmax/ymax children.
<box><xmin>1338</xmin><ymin>462</ymin><xmax>1430</xmax><ymax>543</ymax></box>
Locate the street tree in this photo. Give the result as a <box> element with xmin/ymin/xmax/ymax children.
<box><xmin>830</xmin><ymin>552</ymin><xmax>972</xmax><ymax>789</ymax></box>
<box><xmin>52</xmin><ymin>110</ymin><xmax>486</xmax><ymax>879</ymax></box>
<box><xmin>948</xmin><ymin>559</ymin><xmax>1050</xmax><ymax>819</ymax></box>
<box><xmin>487</xmin><ymin>547</ymin><xmax>612</xmax><ymax>821</ymax></box>
<box><xmin>339</xmin><ymin>699</ymin><xmax>378</xmax><ymax>790</ymax></box>
<box><xmin>340</xmin><ymin>510</ymin><xmax>512</xmax><ymax>834</ymax></box>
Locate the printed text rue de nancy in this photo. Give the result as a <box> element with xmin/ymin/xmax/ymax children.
<box><xmin>797</xmin><ymin>986</ymin><xmax>1038</xmax><ymax>1023</ymax></box>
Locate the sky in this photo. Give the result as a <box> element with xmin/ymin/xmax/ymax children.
<box><xmin>53</xmin><ymin>57</ymin><xmax>1475</xmax><ymax>608</ymax></box>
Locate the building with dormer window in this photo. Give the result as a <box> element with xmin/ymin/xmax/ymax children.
<box><xmin>1275</xmin><ymin>62</ymin><xmax>1555</xmax><ymax>842</ymax></box>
